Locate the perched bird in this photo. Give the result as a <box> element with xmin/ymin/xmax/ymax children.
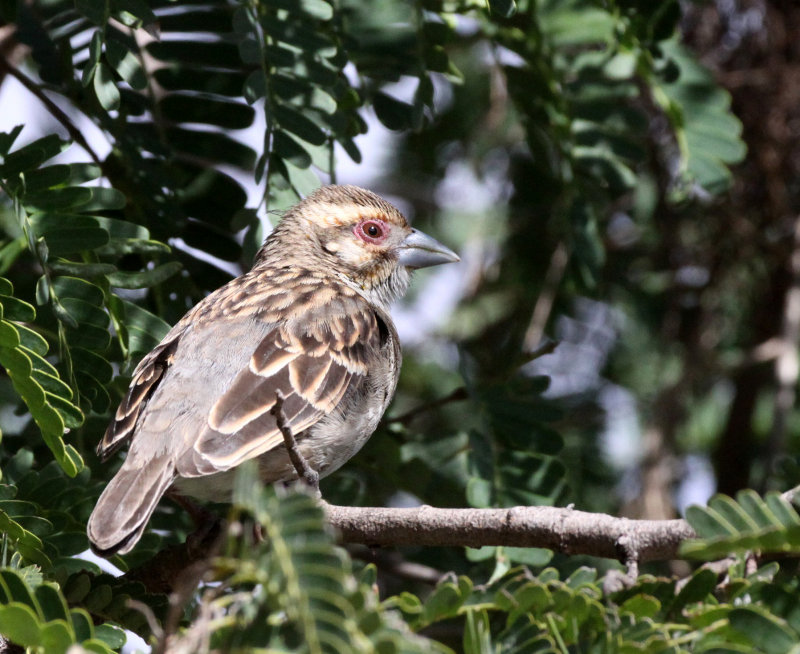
<box><xmin>87</xmin><ymin>185</ymin><xmax>459</xmax><ymax>555</ymax></box>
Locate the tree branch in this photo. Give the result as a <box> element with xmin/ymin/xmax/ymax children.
<box><xmin>323</xmin><ymin>503</ymin><xmax>695</xmax><ymax>563</ymax></box>
<box><xmin>125</xmin><ymin>502</ymin><xmax>697</xmax><ymax>595</ymax></box>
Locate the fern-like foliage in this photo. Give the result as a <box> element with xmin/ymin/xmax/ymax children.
<box><xmin>682</xmin><ymin>489</ymin><xmax>800</xmax><ymax>560</ymax></box>
<box><xmin>0</xmin><ymin>556</ymin><xmax>126</xmax><ymax>654</ymax></box>
<box><xmin>177</xmin><ymin>463</ymin><xmax>445</xmax><ymax>653</ymax></box>
<box><xmin>0</xmin><ymin>127</ymin><xmax>171</xmax><ymax>478</ymax></box>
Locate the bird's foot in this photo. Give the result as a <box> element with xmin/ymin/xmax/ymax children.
<box><xmin>272</xmin><ymin>391</ymin><xmax>321</xmax><ymax>498</ymax></box>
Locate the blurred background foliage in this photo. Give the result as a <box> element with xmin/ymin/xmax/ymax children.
<box><xmin>1</xmin><ymin>0</ymin><xmax>800</xmax><ymax>651</ymax></box>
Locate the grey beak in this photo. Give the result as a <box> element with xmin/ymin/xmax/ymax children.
<box><xmin>397</xmin><ymin>229</ymin><xmax>460</xmax><ymax>269</ymax></box>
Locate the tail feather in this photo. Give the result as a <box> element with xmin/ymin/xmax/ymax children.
<box><xmin>87</xmin><ymin>457</ymin><xmax>175</xmax><ymax>556</ymax></box>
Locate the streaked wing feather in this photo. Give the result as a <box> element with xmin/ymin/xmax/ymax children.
<box><xmin>97</xmin><ymin>333</ymin><xmax>182</xmax><ymax>460</ymax></box>
<box><xmin>183</xmin><ymin>304</ymin><xmax>380</xmax><ymax>476</ymax></box>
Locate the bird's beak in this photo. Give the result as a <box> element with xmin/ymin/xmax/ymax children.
<box><xmin>397</xmin><ymin>229</ymin><xmax>460</xmax><ymax>269</ymax></box>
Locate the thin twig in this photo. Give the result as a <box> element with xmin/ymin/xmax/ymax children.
<box><xmin>521</xmin><ymin>339</ymin><xmax>559</xmax><ymax>364</ymax></box>
<box><xmin>154</xmin><ymin>556</ymin><xmax>213</xmax><ymax>654</ymax></box>
<box><xmin>387</xmin><ymin>386</ymin><xmax>468</xmax><ymax>426</ymax></box>
<box><xmin>271</xmin><ymin>390</ymin><xmax>320</xmax><ymax>494</ymax></box>
<box><xmin>524</xmin><ymin>241</ymin><xmax>570</xmax><ymax>351</ymax></box>
<box><xmin>0</xmin><ymin>55</ymin><xmax>102</xmax><ymax>165</ymax></box>
<box><xmin>126</xmin><ymin>599</ymin><xmax>164</xmax><ymax>643</ymax></box>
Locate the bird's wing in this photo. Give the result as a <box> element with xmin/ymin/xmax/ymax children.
<box><xmin>177</xmin><ymin>298</ymin><xmax>384</xmax><ymax>476</ymax></box>
<box><xmin>96</xmin><ymin>329</ymin><xmax>183</xmax><ymax>460</ymax></box>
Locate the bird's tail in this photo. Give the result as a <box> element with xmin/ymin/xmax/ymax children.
<box><xmin>87</xmin><ymin>456</ymin><xmax>175</xmax><ymax>556</ymax></box>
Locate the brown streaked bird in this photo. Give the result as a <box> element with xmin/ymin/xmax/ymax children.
<box><xmin>87</xmin><ymin>185</ymin><xmax>459</xmax><ymax>556</ymax></box>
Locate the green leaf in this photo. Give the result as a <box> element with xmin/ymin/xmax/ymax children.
<box><xmin>243</xmin><ymin>69</ymin><xmax>267</xmax><ymax>103</ymax></box>
<box><xmin>40</xmin><ymin>620</ymin><xmax>74</xmax><ymax>653</ymax></box>
<box><xmin>685</xmin><ymin>502</ymin><xmax>738</xmax><ymax>538</ymax></box>
<box><xmin>165</xmin><ymin>127</ymin><xmax>257</xmax><ymax>169</ymax></box>
<box><xmin>273</xmin><ymin>130</ymin><xmax>312</xmax><ymax>169</ymax></box>
<box><xmin>729</xmin><ymin>607</ymin><xmax>797</xmax><ymax>654</ymax></box>
<box><xmin>147</xmin><ymin>40</ymin><xmax>241</xmax><ymax>68</ymax></box>
<box><xmin>422</xmin><ymin>579</ymin><xmax>467</xmax><ymax>624</ymax></box>
<box><xmin>49</xmin><ymin>261</ymin><xmax>117</xmax><ymax>277</ymax></box>
<box><xmin>0</xmin><ymin>295</ymin><xmax>35</xmax><ymax>322</ymax></box>
<box><xmin>40</xmin><ymin>227</ymin><xmax>109</xmax><ymax>255</ymax></box>
<box><xmin>283</xmin><ymin>160</ymin><xmax>320</xmax><ymax>197</ymax></box>
<box><xmin>670</xmin><ymin>568</ymin><xmax>717</xmax><ymax>612</ymax></box>
<box><xmin>65</xmin><ymin>323</ymin><xmax>111</xmax><ymax>351</ymax></box>
<box><xmin>766</xmin><ymin>492</ymin><xmax>800</xmax><ymax>528</ymax></box>
<box><xmin>709</xmin><ymin>494</ymin><xmax>760</xmax><ymax>533</ymax></box>
<box><xmin>736</xmin><ymin>489</ymin><xmax>781</xmax><ymax>530</ymax></box>
<box><xmin>31</xmin><ymin>368</ymin><xmax>73</xmax><ymax>398</ymax></box>
<box><xmin>96</xmin><ymin>238</ymin><xmax>170</xmax><ymax>256</ymax></box>
<box><xmin>52</xmin><ymin>275</ymin><xmax>105</xmax><ymax>306</ymax></box>
<box><xmin>112</xmin><ymin>0</ymin><xmax>158</xmax><ymax>27</ymax></box>
<box><xmin>503</xmin><ymin>547</ymin><xmax>553</xmax><ymax>567</ymax></box>
<box><xmin>464</xmin><ymin>609</ymin><xmax>492</xmax><ymax>654</ymax></box>
<box><xmin>106</xmin><ymin>35</ymin><xmax>147</xmax><ymax>90</ymax></box>
<box><xmin>21</xmin><ymin>164</ymin><xmax>71</xmax><ymax>193</ymax></box>
<box><xmin>0</xmin><ymin>125</ymin><xmax>23</xmax><ymax>157</ymax></box>
<box><xmin>94</xmin><ymin>624</ymin><xmax>126</xmax><ymax>649</ymax></box>
<box><xmin>106</xmin><ymin>261</ymin><xmax>182</xmax><ymax>289</ymax></box>
<box><xmin>120</xmin><ymin>299</ymin><xmax>170</xmax><ymax>345</ymax></box>
<box><xmin>23</xmin><ymin>187</ymin><xmax>94</xmax><ymax>212</ymax></box>
<box><xmin>373</xmin><ymin>93</ymin><xmax>414</xmax><ymax>131</ymax></box>
<box><xmin>159</xmin><ymin>95</ymin><xmax>255</xmax><ymax>129</ymax></box>
<box><xmin>71</xmin><ymin>347</ymin><xmax>113</xmax><ymax>383</ymax></box>
<box><xmin>0</xmin><ymin>135</ymin><xmax>67</xmax><ymax>177</ymax></box>
<box><xmin>80</xmin><ymin>187</ymin><xmax>127</xmax><ymax>212</ymax></box>
<box><xmin>0</xmin><ymin>510</ymin><xmax>49</xmax><ymax>566</ymax></box>
<box><xmin>0</xmin><ymin>320</ymin><xmax>20</xmax><ymax>347</ymax></box>
<box><xmin>0</xmin><ymin>602</ymin><xmax>41</xmax><ymax>646</ymax></box>
<box><xmin>58</xmin><ymin>298</ymin><xmax>109</xmax><ymax>328</ymax></box>
<box><xmin>273</xmin><ymin>104</ymin><xmax>327</xmax><ymax>146</ymax></box>
<box><xmin>45</xmin><ymin>393</ymin><xmax>84</xmax><ymax>430</ymax></box>
<box><xmin>93</xmin><ymin>63</ymin><xmax>121</xmax><ymax>111</ymax></box>
<box><xmin>84</xmin><ymin>31</ymin><xmax>102</xmax><ymax>86</ymax></box>
<box><xmin>92</xmin><ymin>216</ymin><xmax>149</xmax><ymax>240</ymax></box>
<box><xmin>261</xmin><ymin>18</ymin><xmax>336</xmax><ymax>58</ymax></box>
<box><xmin>16</xmin><ymin>324</ymin><xmax>48</xmax><ymax>357</ymax></box>
<box><xmin>35</xmin><ymin>583</ymin><xmax>69</xmax><ymax>622</ymax></box>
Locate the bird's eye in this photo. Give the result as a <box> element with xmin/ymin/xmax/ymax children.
<box><xmin>356</xmin><ymin>220</ymin><xmax>387</xmax><ymax>244</ymax></box>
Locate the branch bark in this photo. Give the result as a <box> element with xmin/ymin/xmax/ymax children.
<box><xmin>124</xmin><ymin>501</ymin><xmax>696</xmax><ymax>595</ymax></box>
<box><xmin>323</xmin><ymin>503</ymin><xmax>695</xmax><ymax>563</ymax></box>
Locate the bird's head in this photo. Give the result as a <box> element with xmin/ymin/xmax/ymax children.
<box><xmin>261</xmin><ymin>185</ymin><xmax>460</xmax><ymax>309</ymax></box>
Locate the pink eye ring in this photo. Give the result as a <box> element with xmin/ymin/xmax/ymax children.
<box><xmin>356</xmin><ymin>220</ymin><xmax>388</xmax><ymax>244</ymax></box>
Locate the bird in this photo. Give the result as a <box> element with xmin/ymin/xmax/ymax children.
<box><xmin>87</xmin><ymin>185</ymin><xmax>460</xmax><ymax>556</ymax></box>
